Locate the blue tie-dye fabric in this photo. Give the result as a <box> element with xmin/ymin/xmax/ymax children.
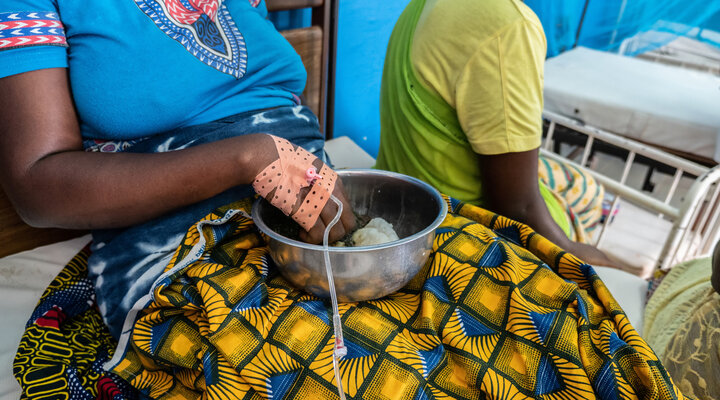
<box><xmin>84</xmin><ymin>105</ymin><xmax>326</xmax><ymax>339</ymax></box>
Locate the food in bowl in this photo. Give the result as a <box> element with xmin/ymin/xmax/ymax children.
<box><xmin>334</xmin><ymin>217</ymin><xmax>399</xmax><ymax>247</ymax></box>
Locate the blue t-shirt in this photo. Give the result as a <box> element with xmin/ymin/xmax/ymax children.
<box><xmin>0</xmin><ymin>0</ymin><xmax>307</xmax><ymax>140</ymax></box>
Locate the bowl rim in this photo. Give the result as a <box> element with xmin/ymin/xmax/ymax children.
<box><xmin>251</xmin><ymin>169</ymin><xmax>448</xmax><ymax>252</ymax></box>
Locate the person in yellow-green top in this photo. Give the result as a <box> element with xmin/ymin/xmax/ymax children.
<box><xmin>375</xmin><ymin>0</ymin><xmax>616</xmax><ymax>267</ymax></box>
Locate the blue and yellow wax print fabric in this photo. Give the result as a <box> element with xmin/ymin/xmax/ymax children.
<box><xmin>12</xmin><ymin>247</ymin><xmax>139</xmax><ymax>400</ymax></box>
<box><xmin>16</xmin><ymin>197</ymin><xmax>686</xmax><ymax>399</ymax></box>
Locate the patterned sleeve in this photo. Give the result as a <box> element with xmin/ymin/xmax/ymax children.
<box><xmin>0</xmin><ymin>0</ymin><xmax>68</xmax><ymax>79</ymax></box>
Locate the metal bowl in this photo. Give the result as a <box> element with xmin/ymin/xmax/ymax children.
<box><xmin>252</xmin><ymin>169</ymin><xmax>447</xmax><ymax>302</ymax></box>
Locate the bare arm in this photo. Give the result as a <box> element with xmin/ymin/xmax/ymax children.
<box><xmin>0</xmin><ymin>68</ymin><xmax>354</xmax><ymax>242</ymax></box>
<box><xmin>478</xmin><ymin>148</ymin><xmax>615</xmax><ymax>267</ymax></box>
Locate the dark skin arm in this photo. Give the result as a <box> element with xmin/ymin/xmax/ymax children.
<box><xmin>0</xmin><ymin>68</ymin><xmax>354</xmax><ymax>243</ymax></box>
<box><xmin>479</xmin><ymin>148</ymin><xmax>616</xmax><ymax>267</ymax></box>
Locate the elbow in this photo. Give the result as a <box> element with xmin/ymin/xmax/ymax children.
<box><xmin>12</xmin><ymin>197</ymin><xmax>60</xmax><ymax>228</ymax></box>
<box><xmin>4</xmin><ymin>183</ymin><xmax>70</xmax><ymax>229</ymax></box>
<box><xmin>15</xmin><ymin>200</ymin><xmax>92</xmax><ymax>230</ymax></box>
<box><xmin>2</xmin><ymin>154</ymin><xmax>86</xmax><ymax>229</ymax></box>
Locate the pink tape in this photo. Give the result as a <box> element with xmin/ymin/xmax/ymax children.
<box><xmin>293</xmin><ymin>164</ymin><xmax>337</xmax><ymax>229</ymax></box>
<box><xmin>252</xmin><ymin>135</ymin><xmax>337</xmax><ymax>229</ymax></box>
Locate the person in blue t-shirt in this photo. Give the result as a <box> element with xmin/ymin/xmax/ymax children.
<box><xmin>0</xmin><ymin>0</ymin><xmax>355</xmax><ymax>338</ymax></box>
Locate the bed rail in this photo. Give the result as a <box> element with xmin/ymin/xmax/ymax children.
<box><xmin>618</xmin><ymin>34</ymin><xmax>720</xmax><ymax>76</ymax></box>
<box><xmin>542</xmin><ymin>110</ymin><xmax>720</xmax><ymax>270</ymax></box>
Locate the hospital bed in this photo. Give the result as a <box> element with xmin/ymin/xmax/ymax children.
<box><xmin>543</xmin><ymin>46</ymin><xmax>720</xmax><ymax>276</ymax></box>
<box><xmin>544</xmin><ymin>46</ymin><xmax>720</xmax><ymax>165</ymax></box>
<box><xmin>621</xmin><ymin>34</ymin><xmax>720</xmax><ymax>76</ymax></box>
<box><xmin>541</xmin><ymin>111</ymin><xmax>720</xmax><ymax>273</ymax></box>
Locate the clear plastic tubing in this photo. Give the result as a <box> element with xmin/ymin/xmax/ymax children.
<box><xmin>323</xmin><ymin>195</ymin><xmax>347</xmax><ymax>400</ymax></box>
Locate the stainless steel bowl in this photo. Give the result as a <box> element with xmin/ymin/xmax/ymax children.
<box><xmin>252</xmin><ymin>169</ymin><xmax>447</xmax><ymax>302</ymax></box>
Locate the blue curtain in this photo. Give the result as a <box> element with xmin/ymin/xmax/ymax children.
<box><xmin>699</xmin><ymin>9</ymin><xmax>720</xmax><ymax>47</ymax></box>
<box><xmin>525</xmin><ymin>0</ymin><xmax>720</xmax><ymax>58</ymax></box>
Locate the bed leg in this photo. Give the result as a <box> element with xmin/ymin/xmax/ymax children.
<box><xmin>642</xmin><ymin>167</ymin><xmax>655</xmax><ymax>192</ymax></box>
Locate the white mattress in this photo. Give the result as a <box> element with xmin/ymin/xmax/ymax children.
<box><xmin>544</xmin><ymin>47</ymin><xmax>720</xmax><ymax>161</ymax></box>
<box><xmin>625</xmin><ymin>33</ymin><xmax>720</xmax><ymax>74</ymax></box>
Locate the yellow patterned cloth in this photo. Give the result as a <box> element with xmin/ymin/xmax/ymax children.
<box><xmin>644</xmin><ymin>257</ymin><xmax>713</xmax><ymax>360</ymax></box>
<box><xmin>644</xmin><ymin>256</ymin><xmax>720</xmax><ymax>400</ymax></box>
<box><xmin>13</xmin><ymin>248</ymin><xmax>139</xmax><ymax>399</ymax></box>
<box><xmin>661</xmin><ymin>290</ymin><xmax>720</xmax><ymax>400</ymax></box>
<box><xmin>96</xmin><ymin>196</ymin><xmax>685</xmax><ymax>399</ymax></box>
<box><xmin>538</xmin><ymin>155</ymin><xmax>605</xmax><ymax>244</ymax></box>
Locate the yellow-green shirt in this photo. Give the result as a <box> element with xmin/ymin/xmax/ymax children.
<box><xmin>375</xmin><ymin>0</ymin><xmax>546</xmax><ymax>205</ymax></box>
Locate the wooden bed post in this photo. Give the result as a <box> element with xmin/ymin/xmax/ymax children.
<box><xmin>311</xmin><ymin>0</ymin><xmax>338</xmax><ymax>140</ymax></box>
<box><xmin>266</xmin><ymin>0</ymin><xmax>337</xmax><ymax>139</ymax></box>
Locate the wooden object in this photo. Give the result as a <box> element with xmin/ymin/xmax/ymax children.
<box><xmin>267</xmin><ymin>0</ymin><xmax>323</xmax><ymax>11</ymax></box>
<box><xmin>282</xmin><ymin>27</ymin><xmax>323</xmax><ymax>120</ymax></box>
<box><xmin>0</xmin><ymin>191</ymin><xmax>85</xmax><ymax>257</ymax></box>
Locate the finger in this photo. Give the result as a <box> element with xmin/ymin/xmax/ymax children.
<box><xmin>332</xmin><ymin>180</ymin><xmax>357</xmax><ymax>233</ymax></box>
<box><xmin>298</xmin><ymin>198</ymin><xmax>345</xmax><ymax>244</ymax></box>
<box><xmin>299</xmin><ymin>219</ymin><xmax>325</xmax><ymax>244</ymax></box>
<box><xmin>318</xmin><ymin>199</ymin><xmax>348</xmax><ymax>243</ymax></box>
<box><xmin>340</xmin><ymin>199</ymin><xmax>356</xmax><ymax>233</ymax></box>
<box><xmin>296</xmin><ymin>197</ymin><xmax>353</xmax><ymax>245</ymax></box>
<box><xmin>295</xmin><ymin>163</ymin><xmax>354</xmax><ymax>244</ymax></box>
<box><xmin>298</xmin><ymin>209</ymin><xmax>345</xmax><ymax>244</ymax></box>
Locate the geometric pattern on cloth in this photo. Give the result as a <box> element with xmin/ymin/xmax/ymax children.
<box><xmin>538</xmin><ymin>154</ymin><xmax>605</xmax><ymax>243</ymax></box>
<box><xmin>12</xmin><ymin>247</ymin><xmax>139</xmax><ymax>400</ymax></box>
<box><xmin>0</xmin><ymin>11</ymin><xmax>67</xmax><ymax>51</ymax></box>
<box><xmin>14</xmin><ymin>196</ymin><xmax>687</xmax><ymax>399</ymax></box>
<box><xmin>133</xmin><ymin>0</ymin><xmax>257</xmax><ymax>78</ymax></box>
<box><xmin>108</xmin><ymin>196</ymin><xmax>684</xmax><ymax>399</ymax></box>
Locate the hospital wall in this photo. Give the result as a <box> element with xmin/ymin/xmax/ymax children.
<box><xmin>332</xmin><ymin>1</ymin><xmax>409</xmax><ymax>157</ymax></box>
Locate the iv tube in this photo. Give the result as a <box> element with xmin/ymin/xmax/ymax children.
<box><xmin>323</xmin><ymin>195</ymin><xmax>347</xmax><ymax>400</ymax></box>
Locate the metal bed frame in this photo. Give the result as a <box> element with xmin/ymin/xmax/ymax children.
<box><xmin>542</xmin><ymin>110</ymin><xmax>720</xmax><ymax>270</ymax></box>
<box><xmin>619</xmin><ymin>34</ymin><xmax>720</xmax><ymax>76</ymax></box>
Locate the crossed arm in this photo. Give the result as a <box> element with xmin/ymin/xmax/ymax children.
<box><xmin>0</xmin><ymin>68</ymin><xmax>354</xmax><ymax>243</ymax></box>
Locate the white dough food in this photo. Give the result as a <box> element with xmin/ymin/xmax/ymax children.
<box><xmin>350</xmin><ymin>217</ymin><xmax>399</xmax><ymax>246</ymax></box>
